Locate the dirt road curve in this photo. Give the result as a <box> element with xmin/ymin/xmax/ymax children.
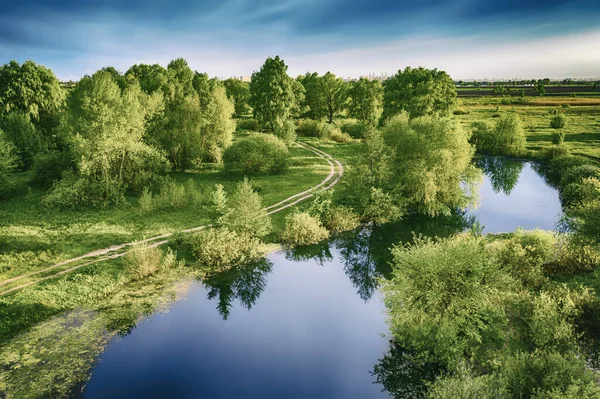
<box><xmin>0</xmin><ymin>142</ymin><xmax>344</xmax><ymax>297</ymax></box>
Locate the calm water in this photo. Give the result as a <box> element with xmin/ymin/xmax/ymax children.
<box><xmin>80</xmin><ymin>157</ymin><xmax>563</xmax><ymax>398</ymax></box>
<box><xmin>470</xmin><ymin>157</ymin><xmax>563</xmax><ymax>233</ymax></box>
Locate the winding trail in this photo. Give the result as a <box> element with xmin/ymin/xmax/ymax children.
<box><xmin>0</xmin><ymin>142</ymin><xmax>343</xmax><ymax>297</ymax></box>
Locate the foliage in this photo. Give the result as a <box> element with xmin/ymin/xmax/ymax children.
<box><xmin>550</xmin><ymin>113</ymin><xmax>567</xmax><ymax>129</ymax></box>
<box><xmin>249</xmin><ymin>56</ymin><xmax>296</xmax><ymax>132</ymax></box>
<box><xmin>0</xmin><ymin>113</ymin><xmax>42</xmax><ymax>170</ymax></box>
<box><xmin>0</xmin><ymin>131</ymin><xmax>17</xmax><ymax>199</ymax></box>
<box><xmin>348</xmin><ymin>78</ymin><xmax>383</xmax><ymax>125</ymax></box>
<box><xmin>552</xmin><ymin>131</ymin><xmax>565</xmax><ymax>145</ymax></box>
<box><xmin>323</xmin><ymin>206</ymin><xmax>361</xmax><ymax>232</ymax></box>
<box><xmin>340</xmin><ymin>120</ymin><xmax>370</xmax><ymax>138</ymax></box>
<box><xmin>223</xmin><ymin>78</ymin><xmax>250</xmax><ymax>117</ymax></box>
<box><xmin>32</xmin><ymin>149</ymin><xmax>76</xmax><ymax>189</ymax></box>
<box><xmin>382</xmin><ymin>67</ymin><xmax>456</xmax><ymax>121</ymax></box>
<box><xmin>187</xmin><ymin>228</ymin><xmax>262</xmax><ymax>270</ymax></box>
<box><xmin>0</xmin><ymin>60</ymin><xmax>65</xmax><ymax>137</ymax></box>
<box><xmin>273</xmin><ymin>119</ymin><xmax>297</xmax><ymax>145</ymax></box>
<box><xmin>137</xmin><ymin>178</ymin><xmax>204</xmax><ymax>213</ymax></box>
<box><xmin>280</xmin><ymin>211</ymin><xmax>329</xmax><ymax>246</ymax></box>
<box><xmin>124</xmin><ymin>63</ymin><xmax>168</xmax><ymax>93</ymax></box>
<box><xmin>220</xmin><ymin>177</ymin><xmax>272</xmax><ymax>239</ymax></box>
<box><xmin>210</xmin><ymin>184</ymin><xmax>231</xmax><ymax>228</ymax></box>
<box><xmin>44</xmin><ymin>71</ymin><xmax>170</xmax><ymax>208</ymax></box>
<box><xmin>382</xmin><ymin>113</ymin><xmax>481</xmax><ymax>216</ymax></box>
<box><xmin>470</xmin><ymin>114</ymin><xmax>526</xmax><ymax>156</ymax></box>
<box><xmin>223</xmin><ymin>133</ymin><xmax>289</xmax><ymax>175</ymax></box>
<box><xmin>297</xmin><ymin>72</ymin><xmax>347</xmax><ymax>123</ymax></box>
<box><xmin>296</xmin><ymin>119</ymin><xmax>327</xmax><ymax>138</ymax></box>
<box><xmin>125</xmin><ymin>244</ymin><xmax>179</xmax><ymax>281</ymax></box>
<box><xmin>329</xmin><ymin>129</ymin><xmax>352</xmax><ymax>143</ymax></box>
<box><xmin>237</xmin><ymin>118</ymin><xmax>259</xmax><ymax>131</ymax></box>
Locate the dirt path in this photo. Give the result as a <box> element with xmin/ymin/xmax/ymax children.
<box><xmin>0</xmin><ymin>142</ymin><xmax>344</xmax><ymax>297</ymax></box>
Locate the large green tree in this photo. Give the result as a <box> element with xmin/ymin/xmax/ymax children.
<box><xmin>44</xmin><ymin>70</ymin><xmax>169</xmax><ymax>207</ymax></box>
<box><xmin>348</xmin><ymin>78</ymin><xmax>383</xmax><ymax>126</ymax></box>
<box><xmin>382</xmin><ymin>67</ymin><xmax>457</xmax><ymax>121</ymax></box>
<box><xmin>0</xmin><ymin>112</ymin><xmax>42</xmax><ymax>170</ymax></box>
<box><xmin>223</xmin><ymin>78</ymin><xmax>250</xmax><ymax>117</ymax></box>
<box><xmin>249</xmin><ymin>56</ymin><xmax>296</xmax><ymax>132</ymax></box>
<box><xmin>124</xmin><ymin>64</ymin><xmax>168</xmax><ymax>94</ymax></box>
<box><xmin>0</xmin><ymin>130</ymin><xmax>17</xmax><ymax>199</ymax></box>
<box><xmin>0</xmin><ymin>60</ymin><xmax>65</xmax><ymax>138</ymax></box>
<box><xmin>297</xmin><ymin>72</ymin><xmax>347</xmax><ymax>123</ymax></box>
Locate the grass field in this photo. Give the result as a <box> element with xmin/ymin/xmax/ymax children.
<box><xmin>455</xmin><ymin>97</ymin><xmax>600</xmax><ymax>159</ymax></box>
<box><xmin>0</xmin><ymin>140</ymin><xmax>331</xmax><ymax>284</ymax></box>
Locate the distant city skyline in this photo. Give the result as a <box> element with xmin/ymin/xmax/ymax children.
<box><xmin>2</xmin><ymin>0</ymin><xmax>600</xmax><ymax>81</ymax></box>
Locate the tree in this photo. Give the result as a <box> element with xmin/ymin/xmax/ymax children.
<box><xmin>0</xmin><ymin>112</ymin><xmax>42</xmax><ymax>170</ymax></box>
<box><xmin>249</xmin><ymin>56</ymin><xmax>296</xmax><ymax>131</ymax></box>
<box><xmin>297</xmin><ymin>72</ymin><xmax>347</xmax><ymax>123</ymax></box>
<box><xmin>223</xmin><ymin>78</ymin><xmax>250</xmax><ymax>117</ymax></box>
<box><xmin>348</xmin><ymin>78</ymin><xmax>383</xmax><ymax>126</ymax></box>
<box><xmin>382</xmin><ymin>114</ymin><xmax>481</xmax><ymax>216</ymax></box>
<box><xmin>536</xmin><ymin>83</ymin><xmax>546</xmax><ymax>96</ymax></box>
<box><xmin>382</xmin><ymin>67</ymin><xmax>456</xmax><ymax>121</ymax></box>
<box><xmin>222</xmin><ymin>178</ymin><xmax>272</xmax><ymax>238</ymax></box>
<box><xmin>44</xmin><ymin>70</ymin><xmax>169</xmax><ymax>207</ymax></box>
<box><xmin>0</xmin><ymin>60</ymin><xmax>65</xmax><ymax>138</ymax></box>
<box><xmin>124</xmin><ymin>64</ymin><xmax>168</xmax><ymax>94</ymax></box>
<box><xmin>0</xmin><ymin>130</ymin><xmax>17</xmax><ymax>199</ymax></box>
<box><xmin>320</xmin><ymin>72</ymin><xmax>348</xmax><ymax>123</ymax></box>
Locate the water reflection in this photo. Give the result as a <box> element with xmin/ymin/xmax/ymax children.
<box><xmin>475</xmin><ymin>157</ymin><xmax>524</xmax><ymax>195</ymax></box>
<box><xmin>283</xmin><ymin>211</ymin><xmax>474</xmax><ymax>303</ymax></box>
<box><xmin>372</xmin><ymin>341</ymin><xmax>445</xmax><ymax>399</ymax></box>
<box><xmin>202</xmin><ymin>258</ymin><xmax>273</xmax><ymax>320</ymax></box>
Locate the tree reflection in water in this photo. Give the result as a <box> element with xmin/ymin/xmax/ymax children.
<box><xmin>201</xmin><ymin>258</ymin><xmax>273</xmax><ymax>320</ymax></box>
<box><xmin>476</xmin><ymin>157</ymin><xmax>524</xmax><ymax>195</ymax></box>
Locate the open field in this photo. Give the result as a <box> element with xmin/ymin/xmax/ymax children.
<box><xmin>455</xmin><ymin>97</ymin><xmax>600</xmax><ymax>159</ymax></box>
<box><xmin>456</xmin><ymin>85</ymin><xmax>600</xmax><ymax>97</ymax></box>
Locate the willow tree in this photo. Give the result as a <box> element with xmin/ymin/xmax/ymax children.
<box><xmin>382</xmin><ymin>67</ymin><xmax>456</xmax><ymax>121</ymax></box>
<box><xmin>249</xmin><ymin>56</ymin><xmax>296</xmax><ymax>132</ymax></box>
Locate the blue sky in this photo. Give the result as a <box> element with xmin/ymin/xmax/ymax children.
<box><xmin>1</xmin><ymin>0</ymin><xmax>599</xmax><ymax>80</ymax></box>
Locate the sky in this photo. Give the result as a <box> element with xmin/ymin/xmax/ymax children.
<box><xmin>1</xmin><ymin>0</ymin><xmax>600</xmax><ymax>81</ymax></box>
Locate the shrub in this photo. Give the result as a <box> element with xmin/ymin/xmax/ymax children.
<box><xmin>138</xmin><ymin>188</ymin><xmax>154</xmax><ymax>214</ymax></box>
<box><xmin>273</xmin><ymin>119</ymin><xmax>297</xmax><ymax>145</ymax></box>
<box><xmin>280</xmin><ymin>212</ymin><xmax>330</xmax><ymax>246</ymax></box>
<box><xmin>340</xmin><ymin>120</ymin><xmax>370</xmax><ymax>138</ymax></box>
<box><xmin>552</xmin><ymin>131</ymin><xmax>565</xmax><ymax>145</ymax></box>
<box><xmin>236</xmin><ymin>118</ymin><xmax>259</xmax><ymax>131</ymax></box>
<box><xmin>0</xmin><ymin>132</ymin><xmax>17</xmax><ymax>199</ymax></box>
<box><xmin>547</xmin><ymin>241</ymin><xmax>600</xmax><ymax>274</ymax></box>
<box><xmin>223</xmin><ymin>133</ymin><xmax>289</xmax><ymax>175</ymax></box>
<box><xmin>137</xmin><ymin>178</ymin><xmax>204</xmax><ymax>213</ymax></box>
<box><xmin>329</xmin><ymin>129</ymin><xmax>352</xmax><ymax>143</ymax></box>
<box><xmin>550</xmin><ymin>114</ymin><xmax>567</xmax><ymax>129</ymax></box>
<box><xmin>296</xmin><ymin>119</ymin><xmax>326</xmax><ymax>137</ymax></box>
<box><xmin>323</xmin><ymin>206</ymin><xmax>361</xmax><ymax>232</ymax></box>
<box><xmin>125</xmin><ymin>244</ymin><xmax>178</xmax><ymax>281</ymax></box>
<box><xmin>189</xmin><ymin>228</ymin><xmax>262</xmax><ymax>270</ymax></box>
<box><xmin>32</xmin><ymin>150</ymin><xmax>76</xmax><ymax>189</ymax></box>
<box><xmin>221</xmin><ymin>177</ymin><xmax>272</xmax><ymax>238</ymax></box>
<box><xmin>452</xmin><ymin>109</ymin><xmax>470</xmax><ymax>115</ymax></box>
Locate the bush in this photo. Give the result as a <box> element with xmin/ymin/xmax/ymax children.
<box><xmin>280</xmin><ymin>212</ymin><xmax>330</xmax><ymax>246</ymax></box>
<box><xmin>552</xmin><ymin>131</ymin><xmax>565</xmax><ymax>145</ymax></box>
<box><xmin>236</xmin><ymin>118</ymin><xmax>259</xmax><ymax>131</ymax></box>
<box><xmin>329</xmin><ymin>129</ymin><xmax>352</xmax><ymax>143</ymax></box>
<box><xmin>125</xmin><ymin>244</ymin><xmax>179</xmax><ymax>281</ymax></box>
<box><xmin>324</xmin><ymin>206</ymin><xmax>361</xmax><ymax>232</ymax></box>
<box><xmin>452</xmin><ymin>109</ymin><xmax>470</xmax><ymax>115</ymax></box>
<box><xmin>188</xmin><ymin>228</ymin><xmax>262</xmax><ymax>270</ymax></box>
<box><xmin>220</xmin><ymin>177</ymin><xmax>272</xmax><ymax>238</ymax></box>
<box><xmin>137</xmin><ymin>178</ymin><xmax>204</xmax><ymax>213</ymax></box>
<box><xmin>273</xmin><ymin>119</ymin><xmax>296</xmax><ymax>145</ymax></box>
<box><xmin>0</xmin><ymin>132</ymin><xmax>17</xmax><ymax>199</ymax></box>
<box><xmin>32</xmin><ymin>150</ymin><xmax>76</xmax><ymax>189</ymax></box>
<box><xmin>223</xmin><ymin>133</ymin><xmax>289</xmax><ymax>175</ymax></box>
<box><xmin>550</xmin><ymin>114</ymin><xmax>567</xmax><ymax>129</ymax></box>
<box><xmin>296</xmin><ymin>119</ymin><xmax>326</xmax><ymax>137</ymax></box>
<box><xmin>340</xmin><ymin>120</ymin><xmax>370</xmax><ymax>138</ymax></box>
